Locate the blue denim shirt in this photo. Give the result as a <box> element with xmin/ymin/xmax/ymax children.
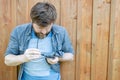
<box><xmin>5</xmin><ymin>23</ymin><xmax>74</xmax><ymax>80</ymax></box>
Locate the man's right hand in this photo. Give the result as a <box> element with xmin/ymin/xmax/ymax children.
<box><xmin>24</xmin><ymin>48</ymin><xmax>41</xmax><ymax>62</ymax></box>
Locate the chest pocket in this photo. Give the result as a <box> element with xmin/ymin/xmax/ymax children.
<box><xmin>18</xmin><ymin>35</ymin><xmax>31</xmax><ymax>54</ymax></box>
<box><xmin>52</xmin><ymin>34</ymin><xmax>62</xmax><ymax>52</ymax></box>
<box><xmin>18</xmin><ymin>40</ymin><xmax>28</xmax><ymax>54</ymax></box>
<box><xmin>57</xmin><ymin>42</ymin><xmax>62</xmax><ymax>51</ymax></box>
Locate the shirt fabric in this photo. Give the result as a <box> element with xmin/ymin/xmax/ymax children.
<box><xmin>24</xmin><ymin>30</ymin><xmax>52</xmax><ymax>76</ymax></box>
<box><xmin>5</xmin><ymin>23</ymin><xmax>74</xmax><ymax>80</ymax></box>
<box><xmin>22</xmin><ymin>30</ymin><xmax>60</xmax><ymax>80</ymax></box>
<box><xmin>22</xmin><ymin>70</ymin><xmax>60</xmax><ymax>80</ymax></box>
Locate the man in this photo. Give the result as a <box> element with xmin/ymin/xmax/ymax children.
<box><xmin>4</xmin><ymin>2</ymin><xmax>74</xmax><ymax>80</ymax></box>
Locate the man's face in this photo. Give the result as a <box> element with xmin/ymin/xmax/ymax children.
<box><xmin>32</xmin><ymin>23</ymin><xmax>52</xmax><ymax>39</ymax></box>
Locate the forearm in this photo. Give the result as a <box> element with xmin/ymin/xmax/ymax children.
<box><xmin>4</xmin><ymin>54</ymin><xmax>28</xmax><ymax>66</ymax></box>
<box><xmin>58</xmin><ymin>53</ymin><xmax>74</xmax><ymax>62</ymax></box>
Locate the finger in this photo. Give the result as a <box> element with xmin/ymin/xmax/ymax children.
<box><xmin>28</xmin><ymin>55</ymin><xmax>40</xmax><ymax>60</ymax></box>
<box><xmin>27</xmin><ymin>48</ymin><xmax>39</xmax><ymax>50</ymax></box>
<box><xmin>26</xmin><ymin>48</ymin><xmax>40</xmax><ymax>52</ymax></box>
<box><xmin>29</xmin><ymin>51</ymin><xmax>40</xmax><ymax>55</ymax></box>
<box><xmin>26</xmin><ymin>50</ymin><xmax>41</xmax><ymax>55</ymax></box>
<box><xmin>47</xmin><ymin>57</ymin><xmax>58</xmax><ymax>63</ymax></box>
<box><xmin>50</xmin><ymin>57</ymin><xmax>58</xmax><ymax>61</ymax></box>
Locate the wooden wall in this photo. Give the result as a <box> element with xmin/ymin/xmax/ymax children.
<box><xmin>0</xmin><ymin>0</ymin><xmax>120</xmax><ymax>80</ymax></box>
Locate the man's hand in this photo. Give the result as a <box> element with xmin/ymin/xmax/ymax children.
<box><xmin>24</xmin><ymin>48</ymin><xmax>41</xmax><ymax>62</ymax></box>
<box><xmin>46</xmin><ymin>57</ymin><xmax>59</xmax><ymax>64</ymax></box>
<box><xmin>4</xmin><ymin>48</ymin><xmax>41</xmax><ymax>66</ymax></box>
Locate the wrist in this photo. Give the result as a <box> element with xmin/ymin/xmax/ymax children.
<box><xmin>21</xmin><ymin>54</ymin><xmax>29</xmax><ymax>63</ymax></box>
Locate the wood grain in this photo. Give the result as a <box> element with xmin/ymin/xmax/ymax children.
<box><xmin>91</xmin><ymin>0</ymin><xmax>110</xmax><ymax>80</ymax></box>
<box><xmin>0</xmin><ymin>0</ymin><xmax>17</xmax><ymax>80</ymax></box>
<box><xmin>0</xmin><ymin>0</ymin><xmax>120</xmax><ymax>80</ymax></box>
<box><xmin>76</xmin><ymin>0</ymin><xmax>92</xmax><ymax>80</ymax></box>
<box><xmin>60</xmin><ymin>0</ymin><xmax>77</xmax><ymax>80</ymax></box>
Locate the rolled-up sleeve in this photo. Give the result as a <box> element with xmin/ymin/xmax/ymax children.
<box><xmin>5</xmin><ymin>28</ymin><xmax>19</xmax><ymax>56</ymax></box>
<box><xmin>62</xmin><ymin>29</ymin><xmax>74</xmax><ymax>54</ymax></box>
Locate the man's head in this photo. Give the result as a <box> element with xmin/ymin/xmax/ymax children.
<box><xmin>30</xmin><ymin>2</ymin><xmax>57</xmax><ymax>38</ymax></box>
<box><xmin>30</xmin><ymin>2</ymin><xmax>57</xmax><ymax>27</ymax></box>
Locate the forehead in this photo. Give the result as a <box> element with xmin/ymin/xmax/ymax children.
<box><xmin>33</xmin><ymin>23</ymin><xmax>51</xmax><ymax>29</ymax></box>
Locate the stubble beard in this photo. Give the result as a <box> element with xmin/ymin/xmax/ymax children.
<box><xmin>36</xmin><ymin>33</ymin><xmax>46</xmax><ymax>39</ymax></box>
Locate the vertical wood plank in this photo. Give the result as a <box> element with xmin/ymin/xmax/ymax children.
<box><xmin>91</xmin><ymin>0</ymin><xmax>110</xmax><ymax>80</ymax></box>
<box><xmin>112</xmin><ymin>0</ymin><xmax>120</xmax><ymax>60</ymax></box>
<box><xmin>76</xmin><ymin>0</ymin><xmax>93</xmax><ymax>80</ymax></box>
<box><xmin>111</xmin><ymin>0</ymin><xmax>120</xmax><ymax>80</ymax></box>
<box><xmin>0</xmin><ymin>0</ymin><xmax>17</xmax><ymax>80</ymax></box>
<box><xmin>107</xmin><ymin>0</ymin><xmax>115</xmax><ymax>80</ymax></box>
<box><xmin>16</xmin><ymin>0</ymin><xmax>29</xmax><ymax>25</ymax></box>
<box><xmin>60</xmin><ymin>0</ymin><xmax>77</xmax><ymax>80</ymax></box>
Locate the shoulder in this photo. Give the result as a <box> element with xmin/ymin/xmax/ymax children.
<box><xmin>10</xmin><ymin>23</ymin><xmax>32</xmax><ymax>40</ymax></box>
<box><xmin>52</xmin><ymin>24</ymin><xmax>67</xmax><ymax>34</ymax></box>
<box><xmin>52</xmin><ymin>24</ymin><xmax>70</xmax><ymax>42</ymax></box>
<box><xmin>11</xmin><ymin>23</ymin><xmax>32</xmax><ymax>35</ymax></box>
<box><xmin>14</xmin><ymin>23</ymin><xmax>32</xmax><ymax>31</ymax></box>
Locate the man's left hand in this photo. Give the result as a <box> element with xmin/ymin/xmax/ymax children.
<box><xmin>46</xmin><ymin>57</ymin><xmax>59</xmax><ymax>64</ymax></box>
